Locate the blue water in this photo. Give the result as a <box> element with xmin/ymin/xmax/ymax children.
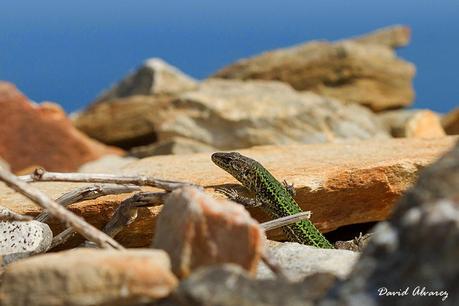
<box><xmin>1</xmin><ymin>1</ymin><xmax>458</xmax><ymax>113</ymax></box>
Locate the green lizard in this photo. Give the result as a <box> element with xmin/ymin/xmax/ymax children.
<box><xmin>211</xmin><ymin>152</ymin><xmax>334</xmax><ymax>249</ymax></box>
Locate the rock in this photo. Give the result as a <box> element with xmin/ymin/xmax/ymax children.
<box><xmin>153</xmin><ymin>187</ymin><xmax>265</xmax><ymax>278</ymax></box>
<box><xmin>78</xmin><ymin>154</ymin><xmax>138</xmax><ymax>173</ymax></box>
<box><xmin>163</xmin><ymin>264</ymin><xmax>336</xmax><ymax>306</ymax></box>
<box><xmin>0</xmin><ymin>248</ymin><xmax>178</xmax><ymax>306</ymax></box>
<box><xmin>442</xmin><ymin>107</ymin><xmax>459</xmax><ymax>135</ymax></box>
<box><xmin>257</xmin><ymin>241</ymin><xmax>358</xmax><ymax>281</ymax></box>
<box><xmin>75</xmin><ymin>79</ymin><xmax>389</xmax><ymax>153</ymax></box>
<box><xmin>73</xmin><ymin>95</ymin><xmax>171</xmax><ymax>148</ymax></box>
<box><xmin>0</xmin><ymin>82</ymin><xmax>122</xmax><ymax>172</ymax></box>
<box><xmin>350</xmin><ymin>25</ymin><xmax>411</xmax><ymax>48</ymax></box>
<box><xmin>130</xmin><ymin>137</ymin><xmax>217</xmax><ymax>158</ymax></box>
<box><xmin>212</xmin><ymin>26</ymin><xmax>415</xmax><ymax>111</ymax></box>
<box><xmin>154</xmin><ymin>79</ymin><xmax>389</xmax><ymax>151</ymax></box>
<box><xmin>73</xmin><ymin>59</ymin><xmax>198</xmax><ymax>148</ymax></box>
<box><xmin>0</xmin><ymin>220</ymin><xmax>52</xmax><ymax>266</ymax></box>
<box><xmin>93</xmin><ymin>58</ymin><xmax>198</xmax><ymax>103</ymax></box>
<box><xmin>0</xmin><ymin>137</ymin><xmax>455</xmax><ymax>248</ymax></box>
<box><xmin>378</xmin><ymin>109</ymin><xmax>446</xmax><ymax>138</ymax></box>
<box><xmin>321</xmin><ymin>140</ymin><xmax>459</xmax><ymax>305</ymax></box>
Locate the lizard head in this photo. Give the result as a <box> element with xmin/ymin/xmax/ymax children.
<box><xmin>211</xmin><ymin>152</ymin><xmax>257</xmax><ymax>188</ymax></box>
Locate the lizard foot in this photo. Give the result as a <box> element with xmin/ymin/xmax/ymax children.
<box><xmin>282</xmin><ymin>180</ymin><xmax>296</xmax><ymax>197</ymax></box>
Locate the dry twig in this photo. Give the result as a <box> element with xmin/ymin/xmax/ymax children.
<box><xmin>260</xmin><ymin>211</ymin><xmax>311</xmax><ymax>231</ymax></box>
<box><xmin>35</xmin><ymin>184</ymin><xmax>140</xmax><ymax>223</ymax></box>
<box><xmin>0</xmin><ymin>206</ymin><xmax>33</xmax><ymax>222</ymax></box>
<box><xmin>0</xmin><ymin>167</ymin><xmax>124</xmax><ymax>250</ymax></box>
<box><xmin>19</xmin><ymin>168</ymin><xmax>198</xmax><ymax>191</ymax></box>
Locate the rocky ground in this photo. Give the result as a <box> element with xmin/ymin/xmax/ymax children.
<box><xmin>0</xmin><ymin>25</ymin><xmax>458</xmax><ymax>305</ymax></box>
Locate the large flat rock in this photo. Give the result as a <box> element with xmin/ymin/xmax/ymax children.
<box><xmin>0</xmin><ymin>137</ymin><xmax>456</xmax><ymax>248</ymax></box>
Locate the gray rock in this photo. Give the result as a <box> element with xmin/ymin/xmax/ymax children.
<box><xmin>129</xmin><ymin>137</ymin><xmax>216</xmax><ymax>158</ymax></box>
<box><xmin>94</xmin><ymin>58</ymin><xmax>197</xmax><ymax>103</ymax></box>
<box><xmin>321</xmin><ymin>140</ymin><xmax>459</xmax><ymax>306</ymax></box>
<box><xmin>1</xmin><ymin>220</ymin><xmax>52</xmax><ymax>265</ymax></box>
<box><xmin>257</xmin><ymin>241</ymin><xmax>359</xmax><ymax>281</ymax></box>
<box><xmin>162</xmin><ymin>264</ymin><xmax>336</xmax><ymax>306</ymax></box>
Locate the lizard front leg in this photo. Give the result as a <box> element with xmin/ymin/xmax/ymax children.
<box><xmin>282</xmin><ymin>180</ymin><xmax>296</xmax><ymax>197</ymax></box>
<box><xmin>215</xmin><ymin>186</ymin><xmax>263</xmax><ymax>208</ymax></box>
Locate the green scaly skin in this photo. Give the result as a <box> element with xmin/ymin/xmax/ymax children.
<box><xmin>211</xmin><ymin>152</ymin><xmax>334</xmax><ymax>249</ymax></box>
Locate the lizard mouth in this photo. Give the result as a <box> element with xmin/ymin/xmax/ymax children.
<box><xmin>211</xmin><ymin>152</ymin><xmax>230</xmax><ymax>168</ymax></box>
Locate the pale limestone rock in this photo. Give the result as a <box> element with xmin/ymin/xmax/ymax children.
<box><xmin>378</xmin><ymin>109</ymin><xmax>446</xmax><ymax>138</ymax></box>
<box><xmin>0</xmin><ymin>220</ymin><xmax>52</xmax><ymax>265</ymax></box>
<box><xmin>94</xmin><ymin>58</ymin><xmax>197</xmax><ymax>102</ymax></box>
<box><xmin>0</xmin><ymin>248</ymin><xmax>178</xmax><ymax>306</ymax></box>
<box><xmin>155</xmin><ymin>79</ymin><xmax>389</xmax><ymax>150</ymax></box>
<box><xmin>0</xmin><ymin>137</ymin><xmax>455</xmax><ymax>248</ymax></box>
<box><xmin>153</xmin><ymin>187</ymin><xmax>265</xmax><ymax>278</ymax></box>
<box><xmin>212</xmin><ymin>26</ymin><xmax>415</xmax><ymax>111</ymax></box>
<box><xmin>257</xmin><ymin>241</ymin><xmax>358</xmax><ymax>281</ymax></box>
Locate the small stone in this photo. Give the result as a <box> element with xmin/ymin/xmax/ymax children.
<box><xmin>0</xmin><ymin>248</ymin><xmax>178</xmax><ymax>306</ymax></box>
<box><xmin>0</xmin><ymin>220</ymin><xmax>52</xmax><ymax>265</ymax></box>
<box><xmin>378</xmin><ymin>109</ymin><xmax>446</xmax><ymax>138</ymax></box>
<box><xmin>257</xmin><ymin>241</ymin><xmax>359</xmax><ymax>281</ymax></box>
<box><xmin>153</xmin><ymin>187</ymin><xmax>265</xmax><ymax>278</ymax></box>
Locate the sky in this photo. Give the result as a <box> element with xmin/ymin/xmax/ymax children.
<box><xmin>1</xmin><ymin>1</ymin><xmax>458</xmax><ymax>113</ymax></box>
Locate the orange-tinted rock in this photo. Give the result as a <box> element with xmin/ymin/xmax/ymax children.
<box><xmin>0</xmin><ymin>82</ymin><xmax>122</xmax><ymax>172</ymax></box>
<box><xmin>0</xmin><ymin>137</ymin><xmax>456</xmax><ymax>248</ymax></box>
<box><xmin>153</xmin><ymin>187</ymin><xmax>265</xmax><ymax>278</ymax></box>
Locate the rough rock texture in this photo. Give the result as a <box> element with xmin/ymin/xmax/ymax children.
<box><xmin>73</xmin><ymin>58</ymin><xmax>197</xmax><ymax>148</ymax></box>
<box><xmin>160</xmin><ymin>264</ymin><xmax>336</xmax><ymax>306</ymax></box>
<box><xmin>212</xmin><ymin>26</ymin><xmax>415</xmax><ymax>111</ymax></box>
<box><xmin>350</xmin><ymin>25</ymin><xmax>411</xmax><ymax>48</ymax></box>
<box><xmin>75</xmin><ymin>79</ymin><xmax>389</xmax><ymax>153</ymax></box>
<box><xmin>154</xmin><ymin>79</ymin><xmax>389</xmax><ymax>151</ymax></box>
<box><xmin>442</xmin><ymin>107</ymin><xmax>459</xmax><ymax>135</ymax></box>
<box><xmin>153</xmin><ymin>187</ymin><xmax>265</xmax><ymax>278</ymax></box>
<box><xmin>0</xmin><ymin>248</ymin><xmax>178</xmax><ymax>306</ymax></box>
<box><xmin>0</xmin><ymin>137</ymin><xmax>455</xmax><ymax>248</ymax></box>
<box><xmin>322</xmin><ymin>140</ymin><xmax>459</xmax><ymax>306</ymax></box>
<box><xmin>257</xmin><ymin>241</ymin><xmax>358</xmax><ymax>281</ymax></box>
<box><xmin>378</xmin><ymin>109</ymin><xmax>446</xmax><ymax>138</ymax></box>
<box><xmin>93</xmin><ymin>58</ymin><xmax>197</xmax><ymax>103</ymax></box>
<box><xmin>0</xmin><ymin>82</ymin><xmax>122</xmax><ymax>172</ymax></box>
<box><xmin>0</xmin><ymin>220</ymin><xmax>52</xmax><ymax>266</ymax></box>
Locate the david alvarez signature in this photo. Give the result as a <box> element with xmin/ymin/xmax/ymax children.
<box><xmin>378</xmin><ymin>286</ymin><xmax>448</xmax><ymax>301</ymax></box>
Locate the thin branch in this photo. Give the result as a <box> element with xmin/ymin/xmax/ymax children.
<box><xmin>260</xmin><ymin>211</ymin><xmax>311</xmax><ymax>231</ymax></box>
<box><xmin>0</xmin><ymin>206</ymin><xmax>33</xmax><ymax>222</ymax></box>
<box><xmin>50</xmin><ymin>192</ymin><xmax>167</xmax><ymax>249</ymax></box>
<box><xmin>0</xmin><ymin>167</ymin><xmax>124</xmax><ymax>250</ymax></box>
<box><xmin>19</xmin><ymin>168</ymin><xmax>199</xmax><ymax>191</ymax></box>
<box><xmin>35</xmin><ymin>184</ymin><xmax>140</xmax><ymax>223</ymax></box>
<box><xmin>103</xmin><ymin>192</ymin><xmax>167</xmax><ymax>237</ymax></box>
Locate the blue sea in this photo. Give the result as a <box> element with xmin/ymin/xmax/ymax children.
<box><xmin>1</xmin><ymin>0</ymin><xmax>458</xmax><ymax>113</ymax></box>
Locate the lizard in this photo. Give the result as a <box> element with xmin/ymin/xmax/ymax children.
<box><xmin>211</xmin><ymin>152</ymin><xmax>334</xmax><ymax>249</ymax></box>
